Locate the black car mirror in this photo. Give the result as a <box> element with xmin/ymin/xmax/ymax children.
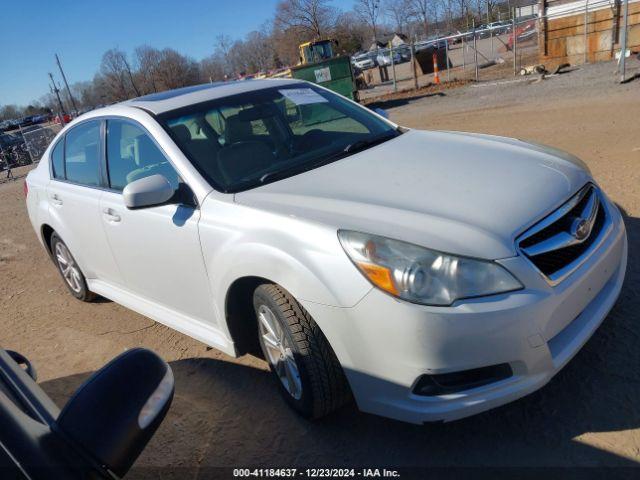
<box><xmin>56</xmin><ymin>348</ymin><xmax>174</xmax><ymax>478</ymax></box>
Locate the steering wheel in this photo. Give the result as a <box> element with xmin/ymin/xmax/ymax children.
<box><xmin>293</xmin><ymin>129</ymin><xmax>325</xmax><ymax>153</ymax></box>
<box><xmin>126</xmin><ymin>161</ymin><xmax>173</xmax><ymax>185</ymax></box>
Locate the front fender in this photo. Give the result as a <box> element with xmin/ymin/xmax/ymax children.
<box><xmin>198</xmin><ymin>198</ymin><xmax>372</xmax><ymax>340</ymax></box>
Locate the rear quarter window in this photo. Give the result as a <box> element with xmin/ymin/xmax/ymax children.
<box><xmin>51</xmin><ymin>140</ymin><xmax>65</xmax><ymax>179</ymax></box>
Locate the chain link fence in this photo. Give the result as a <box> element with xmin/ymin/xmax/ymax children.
<box><xmin>1</xmin><ymin>123</ymin><xmax>61</xmax><ymax>182</ymax></box>
<box><xmin>19</xmin><ymin>123</ymin><xmax>61</xmax><ymax>163</ymax></box>
<box><xmin>357</xmin><ymin>1</ymin><xmax>638</xmax><ymax>99</ymax></box>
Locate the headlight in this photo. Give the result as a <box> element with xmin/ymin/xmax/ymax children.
<box><xmin>338</xmin><ymin>230</ymin><xmax>522</xmax><ymax>306</ymax></box>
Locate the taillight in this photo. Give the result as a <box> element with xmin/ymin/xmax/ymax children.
<box><xmin>23</xmin><ymin>180</ymin><xmax>28</xmax><ymax>197</ymax></box>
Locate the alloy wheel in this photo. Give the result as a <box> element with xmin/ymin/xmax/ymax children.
<box><xmin>257</xmin><ymin>304</ymin><xmax>303</xmax><ymax>400</ymax></box>
<box><xmin>55</xmin><ymin>242</ymin><xmax>83</xmax><ymax>294</ymax></box>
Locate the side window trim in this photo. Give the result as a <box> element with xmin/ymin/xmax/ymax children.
<box><xmin>99</xmin><ymin>120</ymin><xmax>109</xmax><ymax>188</ymax></box>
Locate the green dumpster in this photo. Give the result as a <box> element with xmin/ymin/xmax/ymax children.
<box><xmin>289</xmin><ymin>56</ymin><xmax>357</xmax><ymax>101</ymax></box>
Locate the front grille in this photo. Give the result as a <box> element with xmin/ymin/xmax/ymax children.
<box><xmin>517</xmin><ymin>184</ymin><xmax>608</xmax><ymax>284</ymax></box>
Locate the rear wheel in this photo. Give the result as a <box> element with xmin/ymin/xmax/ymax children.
<box><xmin>50</xmin><ymin>233</ymin><xmax>95</xmax><ymax>302</ymax></box>
<box><xmin>253</xmin><ymin>284</ymin><xmax>351</xmax><ymax>419</ymax></box>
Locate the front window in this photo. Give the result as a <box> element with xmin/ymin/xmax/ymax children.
<box><xmin>159</xmin><ymin>84</ymin><xmax>399</xmax><ymax>193</ymax></box>
<box><xmin>106</xmin><ymin>119</ymin><xmax>180</xmax><ymax>191</ymax></box>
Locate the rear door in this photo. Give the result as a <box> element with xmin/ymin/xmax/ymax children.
<box><xmin>46</xmin><ymin>120</ymin><xmax>121</xmax><ymax>283</ymax></box>
<box><xmin>99</xmin><ymin>118</ymin><xmax>215</xmax><ymax>325</ymax></box>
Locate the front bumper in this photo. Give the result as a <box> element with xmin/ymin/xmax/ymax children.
<box><xmin>302</xmin><ymin>203</ymin><xmax>628</xmax><ymax>424</ymax></box>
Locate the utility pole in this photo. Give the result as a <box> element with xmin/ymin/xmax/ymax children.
<box><xmin>389</xmin><ymin>41</ymin><xmax>397</xmax><ymax>93</ymax></box>
<box><xmin>473</xmin><ymin>20</ymin><xmax>479</xmax><ymax>82</ymax></box>
<box><xmin>512</xmin><ymin>15</ymin><xmax>518</xmax><ymax>75</ymax></box>
<box><xmin>48</xmin><ymin>73</ymin><xmax>67</xmax><ymax>127</ymax></box>
<box><xmin>55</xmin><ymin>53</ymin><xmax>79</xmax><ymax>115</ymax></box>
<box><xmin>619</xmin><ymin>0</ymin><xmax>629</xmax><ymax>82</ymax></box>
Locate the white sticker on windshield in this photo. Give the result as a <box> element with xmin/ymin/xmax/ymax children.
<box><xmin>279</xmin><ymin>88</ymin><xmax>328</xmax><ymax>105</ymax></box>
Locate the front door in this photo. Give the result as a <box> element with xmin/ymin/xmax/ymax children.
<box><xmin>99</xmin><ymin>118</ymin><xmax>216</xmax><ymax>325</ymax></box>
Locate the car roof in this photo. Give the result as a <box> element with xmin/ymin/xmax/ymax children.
<box><xmin>120</xmin><ymin>78</ymin><xmax>306</xmax><ymax>115</ymax></box>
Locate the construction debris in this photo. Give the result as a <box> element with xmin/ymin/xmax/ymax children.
<box><xmin>519</xmin><ymin>63</ymin><xmax>572</xmax><ymax>76</ymax></box>
<box><xmin>519</xmin><ymin>64</ymin><xmax>548</xmax><ymax>76</ymax></box>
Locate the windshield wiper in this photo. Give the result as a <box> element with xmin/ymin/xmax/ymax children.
<box><xmin>342</xmin><ymin>131</ymin><xmax>399</xmax><ymax>154</ymax></box>
<box><xmin>258</xmin><ymin>162</ymin><xmax>319</xmax><ymax>184</ymax></box>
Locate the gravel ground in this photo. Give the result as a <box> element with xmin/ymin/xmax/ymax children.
<box><xmin>1</xmin><ymin>60</ymin><xmax>639</xmax><ymax>477</ymax></box>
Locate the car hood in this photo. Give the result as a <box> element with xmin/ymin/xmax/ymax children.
<box><xmin>234</xmin><ymin>129</ymin><xmax>592</xmax><ymax>259</ymax></box>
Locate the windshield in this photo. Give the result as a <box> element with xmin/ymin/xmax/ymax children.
<box><xmin>158</xmin><ymin>84</ymin><xmax>399</xmax><ymax>193</ymax></box>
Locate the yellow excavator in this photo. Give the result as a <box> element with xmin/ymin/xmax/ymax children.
<box><xmin>298</xmin><ymin>39</ymin><xmax>337</xmax><ymax>64</ymax></box>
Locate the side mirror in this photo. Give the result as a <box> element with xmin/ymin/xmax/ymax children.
<box><xmin>56</xmin><ymin>348</ymin><xmax>174</xmax><ymax>478</ymax></box>
<box><xmin>123</xmin><ymin>174</ymin><xmax>175</xmax><ymax>209</ymax></box>
<box><xmin>373</xmin><ymin>107</ymin><xmax>389</xmax><ymax>119</ymax></box>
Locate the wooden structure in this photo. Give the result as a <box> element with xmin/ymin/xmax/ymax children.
<box><xmin>538</xmin><ymin>0</ymin><xmax>640</xmax><ymax>66</ymax></box>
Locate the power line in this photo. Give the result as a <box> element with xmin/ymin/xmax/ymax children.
<box><xmin>48</xmin><ymin>72</ymin><xmax>67</xmax><ymax>127</ymax></box>
<box><xmin>55</xmin><ymin>53</ymin><xmax>79</xmax><ymax>115</ymax></box>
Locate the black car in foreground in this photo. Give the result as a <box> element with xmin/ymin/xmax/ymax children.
<box><xmin>0</xmin><ymin>347</ymin><xmax>174</xmax><ymax>479</ymax></box>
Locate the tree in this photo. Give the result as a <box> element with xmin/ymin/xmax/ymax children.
<box><xmin>134</xmin><ymin>46</ymin><xmax>163</xmax><ymax>94</ymax></box>
<box><xmin>407</xmin><ymin>0</ymin><xmax>433</xmax><ymax>37</ymax></box>
<box><xmin>385</xmin><ymin>0</ymin><xmax>410</xmax><ymax>34</ymax></box>
<box><xmin>100</xmin><ymin>49</ymin><xmax>137</xmax><ymax>102</ymax></box>
<box><xmin>354</xmin><ymin>0</ymin><xmax>382</xmax><ymax>42</ymax></box>
<box><xmin>0</xmin><ymin>105</ymin><xmax>22</xmax><ymax>121</ymax></box>
<box><xmin>274</xmin><ymin>0</ymin><xmax>337</xmax><ymax>39</ymax></box>
<box><xmin>200</xmin><ymin>54</ymin><xmax>226</xmax><ymax>83</ymax></box>
<box><xmin>334</xmin><ymin>11</ymin><xmax>370</xmax><ymax>54</ymax></box>
<box><xmin>214</xmin><ymin>34</ymin><xmax>233</xmax><ymax>76</ymax></box>
<box><xmin>243</xmin><ymin>30</ymin><xmax>276</xmax><ymax>72</ymax></box>
<box><xmin>154</xmin><ymin>49</ymin><xmax>199</xmax><ymax>90</ymax></box>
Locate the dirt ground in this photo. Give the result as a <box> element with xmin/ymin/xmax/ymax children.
<box><xmin>1</xmin><ymin>61</ymin><xmax>639</xmax><ymax>476</ymax></box>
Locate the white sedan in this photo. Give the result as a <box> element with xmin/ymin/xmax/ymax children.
<box><xmin>352</xmin><ymin>56</ymin><xmax>376</xmax><ymax>70</ymax></box>
<box><xmin>25</xmin><ymin>79</ymin><xmax>627</xmax><ymax>424</ymax></box>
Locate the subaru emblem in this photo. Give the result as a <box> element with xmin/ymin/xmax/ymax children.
<box><xmin>571</xmin><ymin>217</ymin><xmax>590</xmax><ymax>241</ymax></box>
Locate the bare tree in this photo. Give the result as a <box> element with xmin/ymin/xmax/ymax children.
<box><xmin>243</xmin><ymin>30</ymin><xmax>276</xmax><ymax>72</ymax></box>
<box><xmin>449</xmin><ymin>0</ymin><xmax>469</xmax><ymax>29</ymax></box>
<box><xmin>200</xmin><ymin>54</ymin><xmax>226</xmax><ymax>82</ymax></box>
<box><xmin>214</xmin><ymin>34</ymin><xmax>233</xmax><ymax>76</ymax></box>
<box><xmin>100</xmin><ymin>49</ymin><xmax>137</xmax><ymax>101</ymax></box>
<box><xmin>0</xmin><ymin>105</ymin><xmax>21</xmax><ymax>121</ymax></box>
<box><xmin>354</xmin><ymin>0</ymin><xmax>382</xmax><ymax>42</ymax></box>
<box><xmin>154</xmin><ymin>49</ymin><xmax>199</xmax><ymax>90</ymax></box>
<box><xmin>67</xmin><ymin>81</ymin><xmax>103</xmax><ymax>110</ymax></box>
<box><xmin>385</xmin><ymin>0</ymin><xmax>410</xmax><ymax>33</ymax></box>
<box><xmin>134</xmin><ymin>46</ymin><xmax>163</xmax><ymax>94</ymax></box>
<box><xmin>407</xmin><ymin>0</ymin><xmax>433</xmax><ymax>37</ymax></box>
<box><xmin>334</xmin><ymin>11</ymin><xmax>370</xmax><ymax>53</ymax></box>
<box><xmin>274</xmin><ymin>0</ymin><xmax>336</xmax><ymax>39</ymax></box>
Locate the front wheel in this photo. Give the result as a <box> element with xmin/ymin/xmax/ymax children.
<box><xmin>253</xmin><ymin>284</ymin><xmax>351</xmax><ymax>419</ymax></box>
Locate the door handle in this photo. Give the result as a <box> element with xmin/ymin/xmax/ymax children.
<box><xmin>102</xmin><ymin>208</ymin><xmax>121</xmax><ymax>223</ymax></box>
<box><xmin>50</xmin><ymin>194</ymin><xmax>63</xmax><ymax>206</ymax></box>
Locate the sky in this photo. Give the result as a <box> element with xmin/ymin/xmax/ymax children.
<box><xmin>0</xmin><ymin>0</ymin><xmax>355</xmax><ymax>107</ymax></box>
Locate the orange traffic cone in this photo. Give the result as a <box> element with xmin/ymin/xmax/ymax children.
<box><xmin>432</xmin><ymin>52</ymin><xmax>441</xmax><ymax>85</ymax></box>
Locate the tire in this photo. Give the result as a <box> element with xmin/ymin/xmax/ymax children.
<box><xmin>253</xmin><ymin>284</ymin><xmax>351</xmax><ymax>419</ymax></box>
<box><xmin>50</xmin><ymin>233</ymin><xmax>96</xmax><ymax>302</ymax></box>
